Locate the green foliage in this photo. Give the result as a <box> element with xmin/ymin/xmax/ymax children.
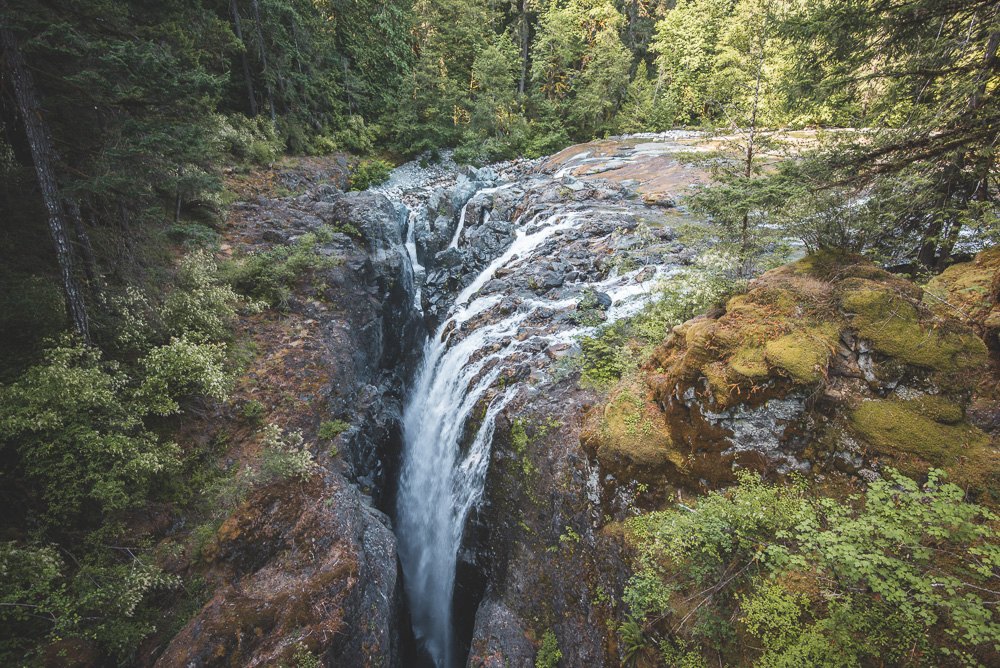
<box><xmin>242</xmin><ymin>399</ymin><xmax>266</xmax><ymax>424</ymax></box>
<box><xmin>220</xmin><ymin>227</ymin><xmax>344</xmax><ymax>306</ymax></box>
<box><xmin>535</xmin><ymin>629</ymin><xmax>562</xmax><ymax>668</ymax></box>
<box><xmin>291</xmin><ymin>642</ymin><xmax>321</xmax><ymax>668</ymax></box>
<box><xmin>256</xmin><ymin>423</ymin><xmax>314</xmax><ymax>482</ymax></box>
<box><xmin>138</xmin><ymin>336</ymin><xmax>230</xmax><ymax>416</ymax></box>
<box><xmin>216</xmin><ymin>114</ymin><xmax>282</xmax><ymax>165</ymax></box>
<box><xmin>578</xmin><ymin>254</ymin><xmax>741</xmax><ymax>385</ymax></box>
<box><xmin>0</xmin><ymin>338</ymin><xmax>183</xmax><ymax>525</ymax></box>
<box><xmin>161</xmin><ymin>251</ymin><xmax>240</xmax><ymax>343</ymax></box>
<box><xmin>349</xmin><ymin>159</ymin><xmax>393</xmax><ymax>191</ymax></box>
<box><xmin>625</xmin><ymin>470</ymin><xmax>1000</xmax><ymax>666</ymax></box>
<box><xmin>318</xmin><ymin>419</ymin><xmax>349</xmax><ymax>440</ymax></box>
<box><xmin>0</xmin><ymin>541</ymin><xmax>178</xmax><ymax>663</ymax></box>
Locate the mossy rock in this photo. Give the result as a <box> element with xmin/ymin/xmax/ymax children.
<box><xmin>841</xmin><ymin>284</ymin><xmax>987</xmax><ymax>374</ymax></box>
<box><xmin>924</xmin><ymin>246</ymin><xmax>1000</xmax><ymax>318</ymax></box>
<box><xmin>730</xmin><ymin>346</ymin><xmax>769</xmax><ymax>380</ymax></box>
<box><xmin>764</xmin><ymin>324</ymin><xmax>839</xmax><ymax>385</ymax></box>
<box><xmin>581</xmin><ymin>385</ymin><xmax>686</xmax><ymax>482</ymax></box>
<box><xmin>849</xmin><ymin>398</ymin><xmax>989</xmax><ymax>464</ymax></box>
<box><xmin>757</xmin><ymin>251</ymin><xmax>920</xmax><ymax>302</ymax></box>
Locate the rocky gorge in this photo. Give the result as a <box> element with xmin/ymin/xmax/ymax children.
<box><xmin>151</xmin><ymin>134</ymin><xmax>1000</xmax><ymax>668</ymax></box>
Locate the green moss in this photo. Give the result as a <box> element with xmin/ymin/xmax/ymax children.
<box><xmin>590</xmin><ymin>385</ymin><xmax>685</xmax><ymax>479</ymax></box>
<box><xmin>849</xmin><ymin>399</ymin><xmax>989</xmax><ymax>464</ymax></box>
<box><xmin>923</xmin><ymin>246</ymin><xmax>1000</xmax><ymax>318</ymax></box>
<box><xmin>908</xmin><ymin>395</ymin><xmax>964</xmax><ymax>423</ymax></box>
<box><xmin>730</xmin><ymin>346</ymin><xmax>769</xmax><ymax>380</ymax></box>
<box><xmin>764</xmin><ymin>325</ymin><xmax>837</xmax><ymax>385</ymax></box>
<box><xmin>842</xmin><ymin>286</ymin><xmax>987</xmax><ymax>373</ymax></box>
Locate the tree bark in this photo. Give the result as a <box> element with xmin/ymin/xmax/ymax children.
<box><xmin>0</xmin><ymin>25</ymin><xmax>90</xmax><ymax>342</ymax></box>
<box><xmin>64</xmin><ymin>198</ymin><xmax>104</xmax><ymax>307</ymax></box>
<box><xmin>519</xmin><ymin>0</ymin><xmax>528</xmax><ymax>96</ymax></box>
<box><xmin>231</xmin><ymin>0</ymin><xmax>258</xmax><ymax>117</ymax></box>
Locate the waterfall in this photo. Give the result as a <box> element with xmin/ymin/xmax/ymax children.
<box><xmin>395</xmin><ymin>213</ymin><xmax>580</xmax><ymax>667</ymax></box>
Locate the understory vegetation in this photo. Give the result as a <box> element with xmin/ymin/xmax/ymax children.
<box><xmin>0</xmin><ymin>239</ymin><xmax>325</xmax><ymax>662</ymax></box>
<box><xmin>623</xmin><ymin>470</ymin><xmax>1000</xmax><ymax>667</ymax></box>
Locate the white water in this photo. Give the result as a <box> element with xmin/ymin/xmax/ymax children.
<box><xmin>396</xmin><ymin>212</ymin><xmax>579</xmax><ymax>667</ymax></box>
<box><xmin>447</xmin><ymin>202</ymin><xmax>470</xmax><ymax>250</ymax></box>
<box><xmin>396</xmin><ymin>206</ymin><xmax>672</xmax><ymax>666</ymax></box>
<box><xmin>406</xmin><ymin>209</ymin><xmax>426</xmax><ymax>309</ymax></box>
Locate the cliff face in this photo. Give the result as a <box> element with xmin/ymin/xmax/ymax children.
<box><xmin>149</xmin><ymin>162</ymin><xmax>425</xmax><ymax>668</ymax></box>
<box><xmin>156</xmin><ymin>472</ymin><xmax>402</xmax><ymax>667</ymax></box>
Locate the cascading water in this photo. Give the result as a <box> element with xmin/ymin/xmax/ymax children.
<box><xmin>396</xmin><ymin>196</ymin><xmax>675</xmax><ymax>667</ymax></box>
<box><xmin>396</xmin><ymin>212</ymin><xmax>583</xmax><ymax>667</ymax></box>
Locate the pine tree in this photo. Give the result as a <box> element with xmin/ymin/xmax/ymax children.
<box><xmin>789</xmin><ymin>0</ymin><xmax>1000</xmax><ymax>269</ymax></box>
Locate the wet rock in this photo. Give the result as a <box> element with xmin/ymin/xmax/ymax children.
<box><xmin>466</xmin><ymin>598</ymin><xmax>536</xmax><ymax>668</ymax></box>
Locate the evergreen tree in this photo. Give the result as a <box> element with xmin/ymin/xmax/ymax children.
<box><xmin>573</xmin><ymin>1</ymin><xmax>631</xmax><ymax>135</ymax></box>
<box><xmin>788</xmin><ymin>0</ymin><xmax>1000</xmax><ymax>269</ymax></box>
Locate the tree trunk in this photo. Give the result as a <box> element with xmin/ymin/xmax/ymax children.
<box><xmin>251</xmin><ymin>0</ymin><xmax>276</xmax><ymax>123</ymax></box>
<box><xmin>231</xmin><ymin>0</ymin><xmax>258</xmax><ymax>117</ymax></box>
<box><xmin>65</xmin><ymin>198</ymin><xmax>104</xmax><ymax>307</ymax></box>
<box><xmin>0</xmin><ymin>25</ymin><xmax>90</xmax><ymax>342</ymax></box>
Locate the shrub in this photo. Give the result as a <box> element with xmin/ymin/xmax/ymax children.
<box><xmin>242</xmin><ymin>399</ymin><xmax>266</xmax><ymax>424</ymax></box>
<box><xmin>137</xmin><ymin>335</ymin><xmax>230</xmax><ymax>416</ymax></box>
<box><xmin>0</xmin><ymin>541</ymin><xmax>178</xmax><ymax>663</ymax></box>
<box><xmin>216</xmin><ymin>113</ymin><xmax>281</xmax><ymax>165</ymax></box>
<box><xmin>256</xmin><ymin>424</ymin><xmax>314</xmax><ymax>482</ymax></box>
<box><xmin>624</xmin><ymin>470</ymin><xmax>1000</xmax><ymax>666</ymax></box>
<box><xmin>219</xmin><ymin>228</ymin><xmax>343</xmax><ymax>307</ymax></box>
<box><xmin>318</xmin><ymin>419</ymin><xmax>349</xmax><ymax>440</ymax></box>
<box><xmin>161</xmin><ymin>251</ymin><xmax>239</xmax><ymax>343</ymax></box>
<box><xmin>0</xmin><ymin>337</ymin><xmax>181</xmax><ymax>524</ymax></box>
<box><xmin>535</xmin><ymin>629</ymin><xmax>562</xmax><ymax>668</ymax></box>
<box><xmin>349</xmin><ymin>158</ymin><xmax>392</xmax><ymax>191</ymax></box>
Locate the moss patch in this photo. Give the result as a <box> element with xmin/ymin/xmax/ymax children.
<box><xmin>730</xmin><ymin>346</ymin><xmax>769</xmax><ymax>380</ymax></box>
<box><xmin>841</xmin><ymin>284</ymin><xmax>987</xmax><ymax>374</ymax></box>
<box><xmin>849</xmin><ymin>398</ymin><xmax>989</xmax><ymax>464</ymax></box>
<box><xmin>924</xmin><ymin>246</ymin><xmax>1000</xmax><ymax>318</ymax></box>
<box><xmin>765</xmin><ymin>324</ymin><xmax>839</xmax><ymax>385</ymax></box>
<box><xmin>581</xmin><ymin>384</ymin><xmax>686</xmax><ymax>482</ymax></box>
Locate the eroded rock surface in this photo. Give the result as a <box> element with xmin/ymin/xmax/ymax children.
<box><xmin>156</xmin><ymin>472</ymin><xmax>401</xmax><ymax>667</ymax></box>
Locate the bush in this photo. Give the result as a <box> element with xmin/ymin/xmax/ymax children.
<box><xmin>318</xmin><ymin>419</ymin><xmax>349</xmax><ymax>440</ymax></box>
<box><xmin>0</xmin><ymin>337</ymin><xmax>182</xmax><ymax>524</ymax></box>
<box><xmin>577</xmin><ymin>252</ymin><xmax>744</xmax><ymax>386</ymax></box>
<box><xmin>137</xmin><ymin>335</ymin><xmax>230</xmax><ymax>416</ymax></box>
<box><xmin>349</xmin><ymin>158</ymin><xmax>392</xmax><ymax>191</ymax></box>
<box><xmin>536</xmin><ymin>629</ymin><xmax>562</xmax><ymax>668</ymax></box>
<box><xmin>242</xmin><ymin>399</ymin><xmax>266</xmax><ymax>424</ymax></box>
<box><xmin>161</xmin><ymin>251</ymin><xmax>239</xmax><ymax>343</ymax></box>
<box><xmin>255</xmin><ymin>424</ymin><xmax>314</xmax><ymax>482</ymax></box>
<box><xmin>0</xmin><ymin>541</ymin><xmax>178</xmax><ymax>663</ymax></box>
<box><xmin>219</xmin><ymin>228</ymin><xmax>343</xmax><ymax>307</ymax></box>
<box><xmin>624</xmin><ymin>470</ymin><xmax>1000</xmax><ymax>666</ymax></box>
<box><xmin>216</xmin><ymin>114</ymin><xmax>281</xmax><ymax>165</ymax></box>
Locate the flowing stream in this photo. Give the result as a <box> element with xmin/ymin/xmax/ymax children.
<box><xmin>396</xmin><ymin>211</ymin><xmax>588</xmax><ymax>666</ymax></box>
<box><xmin>395</xmin><ymin>177</ymin><xmax>676</xmax><ymax>667</ymax></box>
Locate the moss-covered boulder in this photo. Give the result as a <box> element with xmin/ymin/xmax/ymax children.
<box><xmin>624</xmin><ymin>252</ymin><xmax>994</xmax><ymax>491</ymax></box>
<box><xmin>580</xmin><ymin>383</ymin><xmax>687</xmax><ymax>483</ymax></box>
<box><xmin>849</xmin><ymin>398</ymin><xmax>989</xmax><ymax>464</ymax></box>
<box><xmin>924</xmin><ymin>245</ymin><xmax>1000</xmax><ymax>356</ymax></box>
